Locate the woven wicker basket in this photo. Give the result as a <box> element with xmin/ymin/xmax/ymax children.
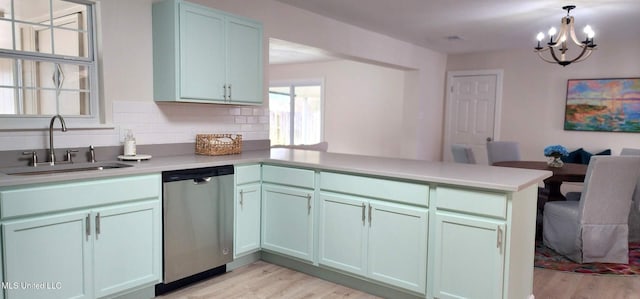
<box><xmin>195</xmin><ymin>134</ymin><xmax>242</xmax><ymax>156</ymax></box>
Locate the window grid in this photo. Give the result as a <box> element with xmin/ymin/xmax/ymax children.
<box><xmin>269</xmin><ymin>83</ymin><xmax>323</xmax><ymax>146</ymax></box>
<box><xmin>0</xmin><ymin>0</ymin><xmax>98</xmax><ymax>127</ymax></box>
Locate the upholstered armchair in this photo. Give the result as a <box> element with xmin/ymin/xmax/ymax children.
<box><xmin>486</xmin><ymin>141</ymin><xmax>520</xmax><ymax>165</ymax></box>
<box><xmin>451</xmin><ymin>144</ymin><xmax>476</xmax><ymax>164</ymax></box>
<box><xmin>621</xmin><ymin>148</ymin><xmax>640</xmax><ymax>242</ymax></box>
<box><xmin>543</xmin><ymin>156</ymin><xmax>640</xmax><ymax>263</ymax></box>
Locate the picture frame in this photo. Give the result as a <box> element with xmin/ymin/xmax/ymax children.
<box><xmin>564</xmin><ymin>78</ymin><xmax>640</xmax><ymax>132</ymax></box>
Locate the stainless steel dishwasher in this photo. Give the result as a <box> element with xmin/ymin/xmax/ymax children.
<box><xmin>156</xmin><ymin>165</ymin><xmax>234</xmax><ymax>294</ymax></box>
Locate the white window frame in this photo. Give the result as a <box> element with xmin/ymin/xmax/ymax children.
<box><xmin>269</xmin><ymin>78</ymin><xmax>325</xmax><ymax>146</ymax></box>
<box><xmin>0</xmin><ymin>0</ymin><xmax>101</xmax><ymax>130</ymax></box>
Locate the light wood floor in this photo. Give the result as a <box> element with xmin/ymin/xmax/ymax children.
<box><xmin>156</xmin><ymin>261</ymin><xmax>640</xmax><ymax>299</ymax></box>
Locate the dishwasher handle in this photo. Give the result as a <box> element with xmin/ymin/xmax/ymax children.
<box><xmin>193</xmin><ymin>177</ymin><xmax>212</xmax><ymax>184</ymax></box>
<box><xmin>162</xmin><ymin>165</ymin><xmax>234</xmax><ymax>182</ymax></box>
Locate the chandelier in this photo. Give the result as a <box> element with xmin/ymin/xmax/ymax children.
<box><xmin>534</xmin><ymin>5</ymin><xmax>597</xmax><ymax>67</ymax></box>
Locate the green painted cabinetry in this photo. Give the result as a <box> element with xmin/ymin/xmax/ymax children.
<box><xmin>3</xmin><ymin>211</ymin><xmax>92</xmax><ymax>299</ymax></box>
<box><xmin>430</xmin><ymin>185</ymin><xmax>538</xmax><ymax>299</ymax></box>
<box><xmin>234</xmin><ymin>164</ymin><xmax>262</xmax><ymax>257</ymax></box>
<box><xmin>0</xmin><ymin>174</ymin><xmax>162</xmax><ymax>299</ymax></box>
<box><xmin>432</xmin><ymin>212</ymin><xmax>505</xmax><ymax>299</ymax></box>
<box><xmin>318</xmin><ymin>172</ymin><xmax>428</xmax><ymax>294</ymax></box>
<box><xmin>152</xmin><ymin>0</ymin><xmax>263</xmax><ymax>104</ymax></box>
<box><xmin>261</xmin><ymin>165</ymin><xmax>315</xmax><ymax>262</ymax></box>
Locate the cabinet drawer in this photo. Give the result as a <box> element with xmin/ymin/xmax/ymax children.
<box><xmin>320</xmin><ymin>172</ymin><xmax>429</xmax><ymax>207</ymax></box>
<box><xmin>235</xmin><ymin>164</ymin><xmax>261</xmax><ymax>184</ymax></box>
<box><xmin>262</xmin><ymin>165</ymin><xmax>315</xmax><ymax>189</ymax></box>
<box><xmin>0</xmin><ymin>174</ymin><xmax>161</xmax><ymax>219</ymax></box>
<box><xmin>435</xmin><ymin>187</ymin><xmax>507</xmax><ymax>219</ymax></box>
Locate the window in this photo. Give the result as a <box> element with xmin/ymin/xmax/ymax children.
<box><xmin>269</xmin><ymin>82</ymin><xmax>323</xmax><ymax>146</ymax></box>
<box><xmin>0</xmin><ymin>0</ymin><xmax>98</xmax><ymax>128</ymax></box>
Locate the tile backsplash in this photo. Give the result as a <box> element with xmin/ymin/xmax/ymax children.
<box><xmin>0</xmin><ymin>101</ymin><xmax>269</xmax><ymax>151</ymax></box>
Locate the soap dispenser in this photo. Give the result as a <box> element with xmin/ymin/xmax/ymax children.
<box><xmin>124</xmin><ymin>129</ymin><xmax>137</xmax><ymax>156</ymax></box>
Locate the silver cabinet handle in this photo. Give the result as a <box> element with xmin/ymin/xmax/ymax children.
<box><xmin>368</xmin><ymin>204</ymin><xmax>372</xmax><ymax>226</ymax></box>
<box><xmin>239</xmin><ymin>190</ymin><xmax>244</xmax><ymax>209</ymax></box>
<box><xmin>361</xmin><ymin>203</ymin><xmax>366</xmax><ymax>225</ymax></box>
<box><xmin>85</xmin><ymin>214</ymin><xmax>91</xmax><ymax>240</ymax></box>
<box><xmin>223</xmin><ymin>84</ymin><xmax>227</xmax><ymax>100</ymax></box>
<box><xmin>96</xmin><ymin>213</ymin><xmax>101</xmax><ymax>237</ymax></box>
<box><xmin>228</xmin><ymin>84</ymin><xmax>232</xmax><ymax>100</ymax></box>
<box><xmin>496</xmin><ymin>226</ymin><xmax>503</xmax><ymax>252</ymax></box>
<box><xmin>306</xmin><ymin>194</ymin><xmax>311</xmax><ymax>215</ymax></box>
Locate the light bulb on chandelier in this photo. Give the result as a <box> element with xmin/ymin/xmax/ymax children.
<box><xmin>534</xmin><ymin>5</ymin><xmax>597</xmax><ymax>67</ymax></box>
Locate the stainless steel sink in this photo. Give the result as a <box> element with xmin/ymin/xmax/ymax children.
<box><xmin>0</xmin><ymin>162</ymin><xmax>134</xmax><ymax>176</ymax></box>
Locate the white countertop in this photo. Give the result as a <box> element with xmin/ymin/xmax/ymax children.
<box><xmin>0</xmin><ymin>149</ymin><xmax>551</xmax><ymax>191</ymax></box>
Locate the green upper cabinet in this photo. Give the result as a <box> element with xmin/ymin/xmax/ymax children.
<box><xmin>225</xmin><ymin>17</ymin><xmax>263</xmax><ymax>104</ymax></box>
<box><xmin>179</xmin><ymin>4</ymin><xmax>226</xmax><ymax>101</ymax></box>
<box><xmin>152</xmin><ymin>0</ymin><xmax>263</xmax><ymax>104</ymax></box>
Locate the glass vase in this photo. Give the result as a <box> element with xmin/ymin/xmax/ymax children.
<box><xmin>547</xmin><ymin>156</ymin><xmax>564</xmax><ymax>168</ymax></box>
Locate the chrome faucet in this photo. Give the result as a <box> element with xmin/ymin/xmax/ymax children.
<box><xmin>49</xmin><ymin>115</ymin><xmax>68</xmax><ymax>165</ymax></box>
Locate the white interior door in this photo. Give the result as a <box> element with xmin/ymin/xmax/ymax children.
<box><xmin>443</xmin><ymin>70</ymin><xmax>502</xmax><ymax>165</ymax></box>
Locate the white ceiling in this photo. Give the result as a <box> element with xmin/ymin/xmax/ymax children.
<box><xmin>273</xmin><ymin>0</ymin><xmax>640</xmax><ymax>55</ymax></box>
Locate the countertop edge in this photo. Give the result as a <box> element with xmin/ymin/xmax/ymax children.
<box><xmin>0</xmin><ymin>149</ymin><xmax>552</xmax><ymax>192</ymax></box>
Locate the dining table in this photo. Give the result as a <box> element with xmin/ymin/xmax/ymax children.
<box><xmin>492</xmin><ymin>161</ymin><xmax>588</xmax><ymax>202</ymax></box>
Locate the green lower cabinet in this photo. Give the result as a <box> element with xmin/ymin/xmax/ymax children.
<box><xmin>3</xmin><ymin>211</ymin><xmax>92</xmax><ymax>299</ymax></box>
<box><xmin>319</xmin><ymin>192</ymin><xmax>428</xmax><ymax>294</ymax></box>
<box><xmin>318</xmin><ymin>193</ymin><xmax>368</xmax><ymax>276</ymax></box>
<box><xmin>367</xmin><ymin>200</ymin><xmax>428</xmax><ymax>294</ymax></box>
<box><xmin>93</xmin><ymin>201</ymin><xmax>161</xmax><ymax>298</ymax></box>
<box><xmin>2</xmin><ymin>200</ymin><xmax>161</xmax><ymax>299</ymax></box>
<box><xmin>235</xmin><ymin>182</ymin><xmax>262</xmax><ymax>257</ymax></box>
<box><xmin>261</xmin><ymin>184</ymin><xmax>314</xmax><ymax>262</ymax></box>
<box><xmin>432</xmin><ymin>211</ymin><xmax>506</xmax><ymax>299</ymax></box>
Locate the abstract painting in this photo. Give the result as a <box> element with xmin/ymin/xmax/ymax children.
<box><xmin>564</xmin><ymin>78</ymin><xmax>640</xmax><ymax>132</ymax></box>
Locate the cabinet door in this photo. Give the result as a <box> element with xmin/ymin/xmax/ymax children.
<box><xmin>261</xmin><ymin>184</ymin><xmax>314</xmax><ymax>262</ymax></box>
<box><xmin>318</xmin><ymin>193</ymin><xmax>367</xmax><ymax>276</ymax></box>
<box><xmin>367</xmin><ymin>200</ymin><xmax>428</xmax><ymax>294</ymax></box>
<box><xmin>179</xmin><ymin>2</ymin><xmax>226</xmax><ymax>101</ymax></box>
<box><xmin>226</xmin><ymin>16</ymin><xmax>263</xmax><ymax>104</ymax></box>
<box><xmin>93</xmin><ymin>201</ymin><xmax>161</xmax><ymax>298</ymax></box>
<box><xmin>432</xmin><ymin>212</ymin><xmax>505</xmax><ymax>299</ymax></box>
<box><xmin>235</xmin><ymin>183</ymin><xmax>262</xmax><ymax>257</ymax></box>
<box><xmin>2</xmin><ymin>211</ymin><xmax>92</xmax><ymax>299</ymax></box>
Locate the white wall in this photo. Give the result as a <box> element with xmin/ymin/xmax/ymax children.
<box><xmin>192</xmin><ymin>0</ymin><xmax>448</xmax><ymax>160</ymax></box>
<box><xmin>270</xmin><ymin>60</ymin><xmax>406</xmax><ymax>158</ymax></box>
<box><xmin>446</xmin><ymin>40</ymin><xmax>640</xmax><ymax>160</ymax></box>
<box><xmin>1</xmin><ymin>0</ymin><xmax>448</xmax><ymax>161</ymax></box>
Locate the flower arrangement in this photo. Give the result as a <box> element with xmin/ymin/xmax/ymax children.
<box><xmin>544</xmin><ymin>145</ymin><xmax>569</xmax><ymax>157</ymax></box>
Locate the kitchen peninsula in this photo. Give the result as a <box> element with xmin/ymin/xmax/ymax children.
<box><xmin>0</xmin><ymin>148</ymin><xmax>550</xmax><ymax>299</ymax></box>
